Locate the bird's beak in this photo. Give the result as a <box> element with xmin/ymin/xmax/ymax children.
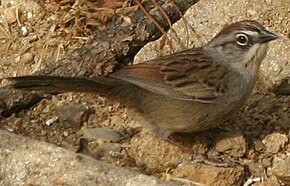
<box><xmin>259</xmin><ymin>29</ymin><xmax>279</xmax><ymax>43</ymax></box>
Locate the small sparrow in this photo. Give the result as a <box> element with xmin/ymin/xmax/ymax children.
<box><xmin>4</xmin><ymin>20</ymin><xmax>278</xmax><ymax>139</ymax></box>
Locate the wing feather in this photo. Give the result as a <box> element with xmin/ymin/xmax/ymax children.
<box><xmin>110</xmin><ymin>49</ymin><xmax>228</xmax><ymax>103</ymax></box>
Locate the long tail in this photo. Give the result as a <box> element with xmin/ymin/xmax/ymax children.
<box><xmin>2</xmin><ymin>75</ymin><xmax>115</xmax><ymax>94</ymax></box>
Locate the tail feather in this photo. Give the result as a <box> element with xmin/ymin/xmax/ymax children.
<box><xmin>2</xmin><ymin>75</ymin><xmax>114</xmax><ymax>94</ymax></box>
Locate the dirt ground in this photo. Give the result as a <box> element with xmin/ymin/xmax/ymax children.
<box><xmin>0</xmin><ymin>0</ymin><xmax>289</xmax><ymax>185</ymax></box>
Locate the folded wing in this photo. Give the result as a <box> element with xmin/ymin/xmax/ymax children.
<box><xmin>110</xmin><ymin>49</ymin><xmax>228</xmax><ymax>103</ymax></box>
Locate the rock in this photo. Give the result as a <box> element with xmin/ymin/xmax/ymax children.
<box><xmin>110</xmin><ymin>115</ymin><xmax>126</xmax><ymax>126</ymax></box>
<box><xmin>260</xmin><ymin>154</ymin><xmax>274</xmax><ymax>168</ymax></box>
<box><xmin>260</xmin><ymin>38</ymin><xmax>290</xmax><ymax>95</ymax></box>
<box><xmin>21</xmin><ymin>52</ymin><xmax>34</xmax><ymax>64</ymax></box>
<box><xmin>93</xmin><ymin>143</ymin><xmax>123</xmax><ymax>158</ymax></box>
<box><xmin>262</xmin><ymin>133</ymin><xmax>288</xmax><ymax>153</ymax></box>
<box><xmin>81</xmin><ymin>127</ymin><xmax>122</xmax><ymax>143</ymax></box>
<box><xmin>172</xmin><ymin>163</ymin><xmax>244</xmax><ymax>186</ymax></box>
<box><xmin>128</xmin><ymin>129</ymin><xmax>192</xmax><ymax>172</ymax></box>
<box><xmin>268</xmin><ymin>156</ymin><xmax>290</xmax><ymax>185</ymax></box>
<box><xmin>110</xmin><ymin>115</ymin><xmax>127</xmax><ymax>130</ymax></box>
<box><xmin>248</xmin><ymin>163</ymin><xmax>264</xmax><ymax>177</ymax></box>
<box><xmin>253</xmin><ymin>138</ymin><xmax>265</xmax><ymax>152</ymax></box>
<box><xmin>55</xmin><ymin>101</ymin><xmax>92</xmax><ymax>127</ymax></box>
<box><xmin>0</xmin><ymin>130</ymin><xmax>174</xmax><ymax>186</ymax></box>
<box><xmin>214</xmin><ymin>131</ymin><xmax>247</xmax><ymax>158</ymax></box>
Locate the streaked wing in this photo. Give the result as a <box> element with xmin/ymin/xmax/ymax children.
<box><xmin>110</xmin><ymin>49</ymin><xmax>228</xmax><ymax>103</ymax></box>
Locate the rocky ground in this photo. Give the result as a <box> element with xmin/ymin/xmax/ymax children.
<box><xmin>0</xmin><ymin>0</ymin><xmax>289</xmax><ymax>185</ymax></box>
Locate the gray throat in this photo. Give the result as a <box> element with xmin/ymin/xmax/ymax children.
<box><xmin>202</xmin><ymin>43</ymin><xmax>268</xmax><ymax>80</ymax></box>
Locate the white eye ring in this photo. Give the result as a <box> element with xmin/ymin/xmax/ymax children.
<box><xmin>236</xmin><ymin>33</ymin><xmax>249</xmax><ymax>46</ymax></box>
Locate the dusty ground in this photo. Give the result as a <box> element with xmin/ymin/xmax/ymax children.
<box><xmin>0</xmin><ymin>0</ymin><xmax>289</xmax><ymax>185</ymax></box>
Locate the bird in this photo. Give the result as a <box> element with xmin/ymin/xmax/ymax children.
<box><xmin>3</xmin><ymin>20</ymin><xmax>278</xmax><ymax>139</ymax></box>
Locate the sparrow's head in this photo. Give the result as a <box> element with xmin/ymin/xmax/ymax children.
<box><xmin>205</xmin><ymin>20</ymin><xmax>278</xmax><ymax>75</ymax></box>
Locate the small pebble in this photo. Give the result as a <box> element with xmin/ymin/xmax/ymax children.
<box><xmin>27</xmin><ymin>12</ymin><xmax>33</xmax><ymax>19</ymax></box>
<box><xmin>20</xmin><ymin>26</ymin><xmax>29</xmax><ymax>36</ymax></box>
<box><xmin>21</xmin><ymin>53</ymin><xmax>34</xmax><ymax>64</ymax></box>
<box><xmin>81</xmin><ymin>127</ymin><xmax>122</xmax><ymax>142</ymax></box>
<box><xmin>15</xmin><ymin>56</ymin><xmax>21</xmax><ymax>63</ymax></box>
<box><xmin>45</xmin><ymin>117</ymin><xmax>58</xmax><ymax>126</ymax></box>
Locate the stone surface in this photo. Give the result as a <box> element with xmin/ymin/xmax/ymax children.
<box><xmin>260</xmin><ymin>37</ymin><xmax>290</xmax><ymax>95</ymax></box>
<box><xmin>0</xmin><ymin>129</ymin><xmax>175</xmax><ymax>186</ymax></box>
<box><xmin>81</xmin><ymin>126</ymin><xmax>122</xmax><ymax>142</ymax></box>
<box><xmin>172</xmin><ymin>163</ymin><xmax>244</xmax><ymax>186</ymax></box>
<box><xmin>260</xmin><ymin>154</ymin><xmax>274</xmax><ymax>168</ymax></box>
<box><xmin>128</xmin><ymin>129</ymin><xmax>192</xmax><ymax>172</ymax></box>
<box><xmin>262</xmin><ymin>133</ymin><xmax>288</xmax><ymax>154</ymax></box>
<box><xmin>92</xmin><ymin>143</ymin><xmax>123</xmax><ymax>158</ymax></box>
<box><xmin>55</xmin><ymin>100</ymin><xmax>92</xmax><ymax>127</ymax></box>
<box><xmin>253</xmin><ymin>138</ymin><xmax>265</xmax><ymax>152</ymax></box>
<box><xmin>268</xmin><ymin>156</ymin><xmax>290</xmax><ymax>185</ymax></box>
<box><xmin>214</xmin><ymin>131</ymin><xmax>247</xmax><ymax>158</ymax></box>
<box><xmin>248</xmin><ymin>163</ymin><xmax>264</xmax><ymax>177</ymax></box>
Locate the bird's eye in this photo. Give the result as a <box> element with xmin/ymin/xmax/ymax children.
<box><xmin>236</xmin><ymin>33</ymin><xmax>249</xmax><ymax>46</ymax></box>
